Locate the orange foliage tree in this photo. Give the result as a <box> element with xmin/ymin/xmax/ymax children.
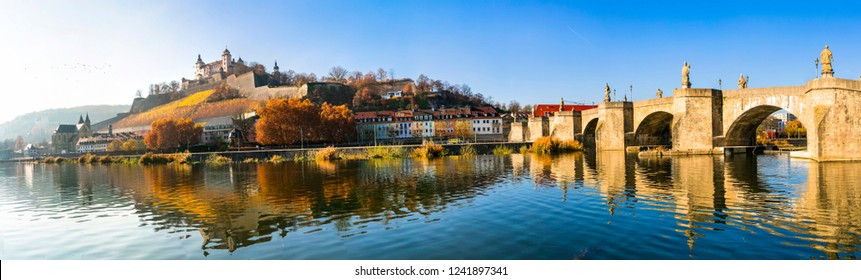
<box><xmin>255</xmin><ymin>98</ymin><xmax>321</xmax><ymax>145</ymax></box>
<box><xmin>320</xmin><ymin>102</ymin><xmax>356</xmax><ymax>143</ymax></box>
<box><xmin>145</xmin><ymin>117</ymin><xmax>203</xmax><ymax>151</ymax></box>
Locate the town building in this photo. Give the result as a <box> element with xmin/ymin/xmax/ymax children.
<box><xmin>52</xmin><ymin>114</ymin><xmax>95</xmax><ymax>154</ymax></box>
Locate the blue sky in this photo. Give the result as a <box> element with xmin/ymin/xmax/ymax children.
<box><xmin>1</xmin><ymin>0</ymin><xmax>859</xmax><ymax>123</ymax></box>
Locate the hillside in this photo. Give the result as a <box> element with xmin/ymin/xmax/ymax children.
<box><xmin>112</xmin><ymin>89</ymin><xmax>262</xmax><ymax>128</ymax></box>
<box><xmin>0</xmin><ymin>105</ymin><xmax>130</xmax><ymax>142</ymax></box>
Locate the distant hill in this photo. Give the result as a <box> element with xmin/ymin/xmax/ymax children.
<box><xmin>0</xmin><ymin>105</ymin><xmax>130</xmax><ymax>142</ymax></box>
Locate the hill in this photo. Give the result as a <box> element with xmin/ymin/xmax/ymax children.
<box><xmin>0</xmin><ymin>105</ymin><xmax>130</xmax><ymax>143</ymax></box>
<box><xmin>112</xmin><ymin>89</ymin><xmax>262</xmax><ymax>129</ymax></box>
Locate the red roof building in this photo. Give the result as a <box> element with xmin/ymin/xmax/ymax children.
<box><xmin>532</xmin><ymin>104</ymin><xmax>597</xmax><ymax>117</ymax></box>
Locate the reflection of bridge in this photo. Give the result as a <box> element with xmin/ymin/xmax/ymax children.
<box><xmin>514</xmin><ymin>55</ymin><xmax>861</xmax><ymax>161</ymax></box>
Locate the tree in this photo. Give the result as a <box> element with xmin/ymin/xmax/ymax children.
<box><xmin>122</xmin><ymin>139</ymin><xmax>146</xmax><ymax>151</ymax></box>
<box><xmin>145</xmin><ymin>117</ymin><xmax>201</xmax><ymax>151</ymax></box>
<box><xmin>508</xmin><ymin>101</ymin><xmax>522</xmax><ymax>113</ymax></box>
<box><xmin>106</xmin><ymin>140</ymin><xmax>123</xmax><ymax>152</ymax></box>
<box><xmin>416</xmin><ymin>74</ymin><xmax>430</xmax><ymax>92</ymax></box>
<box><xmin>453</xmin><ymin>121</ymin><xmax>474</xmax><ymax>141</ymax></box>
<box><xmin>785</xmin><ymin>120</ymin><xmax>804</xmax><ymax>138</ymax></box>
<box><xmin>329</xmin><ymin>66</ymin><xmax>348</xmax><ymax>82</ymax></box>
<box><xmin>376</xmin><ymin>68</ymin><xmax>388</xmax><ymax>82</ymax></box>
<box><xmin>176</xmin><ymin>118</ymin><xmax>203</xmax><ymax>148</ymax></box>
<box><xmin>255</xmin><ymin>98</ymin><xmax>321</xmax><ymax>146</ymax></box>
<box><xmin>14</xmin><ymin>136</ymin><xmax>24</xmax><ymax>151</ymax></box>
<box><xmin>319</xmin><ymin>102</ymin><xmax>356</xmax><ymax>143</ymax></box>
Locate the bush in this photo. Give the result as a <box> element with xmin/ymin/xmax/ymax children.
<box><xmin>519</xmin><ymin>145</ymin><xmax>530</xmax><ymax>154</ymax></box>
<box><xmin>530</xmin><ymin>137</ymin><xmax>583</xmax><ymax>155</ymax></box>
<box><xmin>206</xmin><ymin>153</ymin><xmax>232</xmax><ymax>165</ymax></box>
<box><xmin>170</xmin><ymin>151</ymin><xmax>191</xmax><ymax>164</ymax></box>
<box><xmin>411</xmin><ymin>141</ymin><xmax>447</xmax><ymax>159</ymax></box>
<box><xmin>98</xmin><ymin>156</ymin><xmax>114</xmax><ymax>164</ymax></box>
<box><xmin>315</xmin><ymin>146</ymin><xmax>340</xmax><ymax>161</ymax></box>
<box><xmin>366</xmin><ymin>146</ymin><xmax>405</xmax><ymax>159</ymax></box>
<box><xmin>756</xmin><ymin>137</ymin><xmax>774</xmax><ymax>146</ymax></box>
<box><xmin>268</xmin><ymin>154</ymin><xmax>287</xmax><ymax>163</ymax></box>
<box><xmin>773</xmin><ymin>140</ymin><xmax>791</xmax><ymax>147</ymax></box>
<box><xmin>242</xmin><ymin>158</ymin><xmax>259</xmax><ymax>163</ymax></box>
<box><xmin>460</xmin><ymin>144</ymin><xmax>476</xmax><ymax>157</ymax></box>
<box><xmin>78</xmin><ymin>153</ymin><xmax>96</xmax><ymax>164</ymax></box>
<box><xmin>492</xmin><ymin>145</ymin><xmax>513</xmax><ymax>155</ymax></box>
<box><xmin>140</xmin><ymin>152</ymin><xmax>171</xmax><ymax>165</ymax></box>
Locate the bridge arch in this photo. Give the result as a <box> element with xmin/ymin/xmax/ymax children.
<box><xmin>582</xmin><ymin>118</ymin><xmax>600</xmax><ymax>147</ymax></box>
<box><xmin>634</xmin><ymin>111</ymin><xmax>673</xmax><ymax>147</ymax></box>
<box><xmin>724</xmin><ymin>105</ymin><xmax>807</xmax><ymax>146</ymax></box>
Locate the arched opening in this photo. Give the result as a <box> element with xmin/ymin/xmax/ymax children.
<box><xmin>725</xmin><ymin>106</ymin><xmax>807</xmax><ymax>148</ymax></box>
<box><xmin>582</xmin><ymin>118</ymin><xmax>599</xmax><ymax>148</ymax></box>
<box><xmin>634</xmin><ymin>112</ymin><xmax>673</xmax><ymax>148</ymax></box>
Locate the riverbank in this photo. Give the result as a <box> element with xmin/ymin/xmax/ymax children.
<box><xmin>21</xmin><ymin>142</ymin><xmax>535</xmax><ymax>164</ymax></box>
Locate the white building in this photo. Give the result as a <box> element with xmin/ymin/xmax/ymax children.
<box><xmin>200</xmin><ymin>116</ymin><xmax>234</xmax><ymax>144</ymax></box>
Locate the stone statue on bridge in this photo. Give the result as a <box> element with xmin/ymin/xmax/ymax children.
<box><xmin>738</xmin><ymin>74</ymin><xmax>747</xmax><ymax>89</ymax></box>
<box><xmin>604</xmin><ymin>83</ymin><xmax>611</xmax><ymax>102</ymax></box>
<box><xmin>681</xmin><ymin>61</ymin><xmax>691</xmax><ymax>88</ymax></box>
<box><xmin>820</xmin><ymin>45</ymin><xmax>833</xmax><ymax>77</ymax></box>
<box><xmin>656</xmin><ymin>88</ymin><xmax>663</xmax><ymax>98</ymax></box>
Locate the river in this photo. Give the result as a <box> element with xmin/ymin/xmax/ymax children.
<box><xmin>0</xmin><ymin>153</ymin><xmax>858</xmax><ymax>259</ymax></box>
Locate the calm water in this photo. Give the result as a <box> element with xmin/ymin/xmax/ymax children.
<box><xmin>1</xmin><ymin>153</ymin><xmax>859</xmax><ymax>259</ymax></box>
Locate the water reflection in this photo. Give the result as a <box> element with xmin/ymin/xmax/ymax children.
<box><xmin>0</xmin><ymin>153</ymin><xmax>859</xmax><ymax>259</ymax></box>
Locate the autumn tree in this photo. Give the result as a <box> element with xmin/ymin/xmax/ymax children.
<box><xmin>122</xmin><ymin>139</ymin><xmax>147</xmax><ymax>151</ymax></box>
<box><xmin>106</xmin><ymin>140</ymin><xmax>123</xmax><ymax>152</ymax></box>
<box><xmin>319</xmin><ymin>102</ymin><xmax>356</xmax><ymax>143</ymax></box>
<box><xmin>416</xmin><ymin>74</ymin><xmax>430</xmax><ymax>92</ymax></box>
<box><xmin>255</xmin><ymin>98</ymin><xmax>321</xmax><ymax>146</ymax></box>
<box><xmin>453</xmin><ymin>121</ymin><xmax>475</xmax><ymax>141</ymax></box>
<box><xmin>145</xmin><ymin>117</ymin><xmax>202</xmax><ymax>151</ymax></box>
<box><xmin>785</xmin><ymin>120</ymin><xmax>805</xmax><ymax>138</ymax></box>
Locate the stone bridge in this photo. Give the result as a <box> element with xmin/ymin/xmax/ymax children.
<box><xmin>516</xmin><ymin>76</ymin><xmax>861</xmax><ymax>161</ymax></box>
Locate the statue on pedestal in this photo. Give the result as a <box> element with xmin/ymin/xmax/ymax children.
<box><xmin>738</xmin><ymin>74</ymin><xmax>747</xmax><ymax>89</ymax></box>
<box><xmin>681</xmin><ymin>61</ymin><xmax>691</xmax><ymax>88</ymax></box>
<box><xmin>656</xmin><ymin>89</ymin><xmax>663</xmax><ymax>98</ymax></box>
<box><xmin>559</xmin><ymin>98</ymin><xmax>564</xmax><ymax>111</ymax></box>
<box><xmin>604</xmin><ymin>83</ymin><xmax>611</xmax><ymax>102</ymax></box>
<box><xmin>820</xmin><ymin>45</ymin><xmax>833</xmax><ymax>77</ymax></box>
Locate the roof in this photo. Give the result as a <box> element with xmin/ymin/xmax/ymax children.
<box><xmin>533</xmin><ymin>104</ymin><xmax>597</xmax><ymax>117</ymax></box>
<box><xmin>55</xmin><ymin>124</ymin><xmax>78</xmax><ymax>133</ymax></box>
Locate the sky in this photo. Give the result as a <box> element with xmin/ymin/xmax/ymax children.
<box><xmin>0</xmin><ymin>0</ymin><xmax>859</xmax><ymax>123</ymax></box>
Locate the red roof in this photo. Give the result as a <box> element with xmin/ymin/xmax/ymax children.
<box><xmin>533</xmin><ymin>104</ymin><xmax>597</xmax><ymax>117</ymax></box>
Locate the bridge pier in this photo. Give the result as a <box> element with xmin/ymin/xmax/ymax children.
<box><xmin>672</xmin><ymin>88</ymin><xmax>722</xmax><ymax>154</ymax></box>
<box><xmin>595</xmin><ymin>102</ymin><xmax>632</xmax><ymax>151</ymax></box>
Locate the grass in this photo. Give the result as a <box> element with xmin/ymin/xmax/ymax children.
<box><xmin>530</xmin><ymin>136</ymin><xmax>584</xmax><ymax>155</ymax></box>
<box><xmin>492</xmin><ymin>145</ymin><xmax>513</xmax><ymax>155</ymax></box>
<box><xmin>315</xmin><ymin>146</ymin><xmax>341</xmax><ymax>161</ymax></box>
<box><xmin>460</xmin><ymin>144</ymin><xmax>476</xmax><ymax>157</ymax></box>
<box><xmin>139</xmin><ymin>152</ymin><xmax>193</xmax><ymax>165</ymax></box>
<box><xmin>268</xmin><ymin>155</ymin><xmax>287</xmax><ymax>163</ymax></box>
<box><xmin>366</xmin><ymin>145</ymin><xmax>405</xmax><ymax>159</ymax></box>
<box><xmin>411</xmin><ymin>141</ymin><xmax>447</xmax><ymax>159</ymax></box>
<box><xmin>519</xmin><ymin>145</ymin><xmax>530</xmax><ymax>154</ymax></box>
<box><xmin>206</xmin><ymin>153</ymin><xmax>232</xmax><ymax>165</ymax></box>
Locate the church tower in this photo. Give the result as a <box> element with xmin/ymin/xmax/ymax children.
<box><xmin>195</xmin><ymin>54</ymin><xmax>205</xmax><ymax>79</ymax></box>
<box><xmin>221</xmin><ymin>48</ymin><xmax>233</xmax><ymax>74</ymax></box>
<box><xmin>273</xmin><ymin>60</ymin><xmax>280</xmax><ymax>73</ymax></box>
